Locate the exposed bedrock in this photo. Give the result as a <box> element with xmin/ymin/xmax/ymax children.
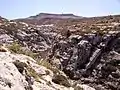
<box><xmin>50</xmin><ymin>32</ymin><xmax>120</xmax><ymax>89</ymax></box>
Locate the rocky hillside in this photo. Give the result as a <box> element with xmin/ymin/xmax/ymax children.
<box><xmin>0</xmin><ymin>47</ymin><xmax>95</xmax><ymax>90</ymax></box>
<box><xmin>0</xmin><ymin>14</ymin><xmax>120</xmax><ymax>90</ymax></box>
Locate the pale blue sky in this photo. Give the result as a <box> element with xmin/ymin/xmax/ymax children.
<box><xmin>0</xmin><ymin>0</ymin><xmax>120</xmax><ymax>19</ymax></box>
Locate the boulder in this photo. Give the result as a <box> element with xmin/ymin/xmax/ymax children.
<box><xmin>0</xmin><ymin>34</ymin><xmax>13</xmax><ymax>44</ymax></box>
<box><xmin>0</xmin><ymin>57</ymin><xmax>29</xmax><ymax>90</ymax></box>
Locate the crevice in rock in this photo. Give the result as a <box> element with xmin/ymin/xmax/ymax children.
<box><xmin>49</xmin><ymin>32</ymin><xmax>120</xmax><ymax>89</ymax></box>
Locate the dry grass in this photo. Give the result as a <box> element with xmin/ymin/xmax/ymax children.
<box><xmin>38</xmin><ymin>59</ymin><xmax>60</xmax><ymax>74</ymax></box>
<box><xmin>8</xmin><ymin>42</ymin><xmax>39</xmax><ymax>59</ymax></box>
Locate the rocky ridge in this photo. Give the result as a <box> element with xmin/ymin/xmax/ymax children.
<box><xmin>0</xmin><ymin>15</ymin><xmax>120</xmax><ymax>89</ymax></box>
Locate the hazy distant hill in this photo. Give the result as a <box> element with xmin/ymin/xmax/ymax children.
<box><xmin>14</xmin><ymin>13</ymin><xmax>83</xmax><ymax>25</ymax></box>
<box><xmin>14</xmin><ymin>13</ymin><xmax>120</xmax><ymax>25</ymax></box>
<box><xmin>27</xmin><ymin>13</ymin><xmax>83</xmax><ymax>19</ymax></box>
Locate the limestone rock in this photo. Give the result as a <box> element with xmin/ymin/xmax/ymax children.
<box><xmin>0</xmin><ymin>57</ymin><xmax>29</xmax><ymax>90</ymax></box>
<box><xmin>74</xmin><ymin>84</ymin><xmax>95</xmax><ymax>90</ymax></box>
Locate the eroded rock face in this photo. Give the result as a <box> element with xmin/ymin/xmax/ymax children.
<box><xmin>50</xmin><ymin>32</ymin><xmax>120</xmax><ymax>89</ymax></box>
<box><xmin>0</xmin><ymin>21</ymin><xmax>59</xmax><ymax>59</ymax></box>
<box><xmin>0</xmin><ymin>53</ymin><xmax>29</xmax><ymax>90</ymax></box>
<box><xmin>0</xmin><ymin>50</ymin><xmax>95</xmax><ymax>90</ymax></box>
<box><xmin>76</xmin><ymin>40</ymin><xmax>91</xmax><ymax>69</ymax></box>
<box><xmin>0</xmin><ymin>34</ymin><xmax>13</xmax><ymax>44</ymax></box>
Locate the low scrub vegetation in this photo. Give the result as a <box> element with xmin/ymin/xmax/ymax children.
<box><xmin>13</xmin><ymin>60</ymin><xmax>41</xmax><ymax>82</ymax></box>
<box><xmin>26</xmin><ymin>66</ymin><xmax>42</xmax><ymax>82</ymax></box>
<box><xmin>38</xmin><ymin>59</ymin><xmax>60</xmax><ymax>74</ymax></box>
<box><xmin>8</xmin><ymin>42</ymin><xmax>39</xmax><ymax>59</ymax></box>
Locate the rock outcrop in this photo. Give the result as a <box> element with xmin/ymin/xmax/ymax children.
<box><xmin>0</xmin><ymin>47</ymin><xmax>95</xmax><ymax>90</ymax></box>
<box><xmin>50</xmin><ymin>31</ymin><xmax>120</xmax><ymax>89</ymax></box>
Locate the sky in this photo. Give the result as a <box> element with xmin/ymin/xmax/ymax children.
<box><xmin>0</xmin><ymin>0</ymin><xmax>120</xmax><ymax>19</ymax></box>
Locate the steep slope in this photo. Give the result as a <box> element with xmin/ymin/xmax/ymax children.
<box><xmin>0</xmin><ymin>45</ymin><xmax>96</xmax><ymax>90</ymax></box>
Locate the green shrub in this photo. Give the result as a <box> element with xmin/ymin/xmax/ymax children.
<box><xmin>8</xmin><ymin>42</ymin><xmax>22</xmax><ymax>53</ymax></box>
<box><xmin>52</xmin><ymin>74</ymin><xmax>71</xmax><ymax>87</ymax></box>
